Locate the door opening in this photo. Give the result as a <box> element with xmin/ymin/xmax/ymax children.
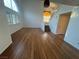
<box><xmin>56</xmin><ymin>12</ymin><xmax>71</xmax><ymax>36</ymax></box>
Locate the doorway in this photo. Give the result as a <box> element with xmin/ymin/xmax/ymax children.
<box><xmin>56</xmin><ymin>12</ymin><xmax>71</xmax><ymax>35</ymax></box>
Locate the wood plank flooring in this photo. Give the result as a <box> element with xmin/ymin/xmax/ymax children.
<box><xmin>0</xmin><ymin>28</ymin><xmax>79</xmax><ymax>59</ymax></box>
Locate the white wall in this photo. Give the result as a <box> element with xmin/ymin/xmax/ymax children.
<box><xmin>0</xmin><ymin>0</ymin><xmax>24</xmax><ymax>54</ymax></box>
<box><xmin>49</xmin><ymin>4</ymin><xmax>79</xmax><ymax>49</ymax></box>
<box><xmin>21</xmin><ymin>0</ymin><xmax>44</xmax><ymax>29</ymax></box>
<box><xmin>64</xmin><ymin>7</ymin><xmax>79</xmax><ymax>49</ymax></box>
<box><xmin>49</xmin><ymin>4</ymin><xmax>73</xmax><ymax>33</ymax></box>
<box><xmin>0</xmin><ymin>0</ymin><xmax>12</xmax><ymax>54</ymax></box>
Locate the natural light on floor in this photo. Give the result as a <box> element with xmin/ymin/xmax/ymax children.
<box><xmin>42</xmin><ymin>32</ymin><xmax>48</xmax><ymax>40</ymax></box>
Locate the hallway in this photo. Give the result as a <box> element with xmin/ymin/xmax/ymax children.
<box><xmin>0</xmin><ymin>28</ymin><xmax>79</xmax><ymax>59</ymax></box>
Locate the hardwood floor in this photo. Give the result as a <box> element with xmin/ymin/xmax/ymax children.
<box><xmin>0</xmin><ymin>28</ymin><xmax>79</xmax><ymax>59</ymax></box>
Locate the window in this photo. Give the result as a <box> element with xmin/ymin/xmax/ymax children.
<box><xmin>12</xmin><ymin>14</ymin><xmax>16</xmax><ymax>24</ymax></box>
<box><xmin>4</xmin><ymin>0</ymin><xmax>18</xmax><ymax>12</ymax></box>
<box><xmin>4</xmin><ymin>0</ymin><xmax>20</xmax><ymax>25</ymax></box>
<box><xmin>7</xmin><ymin>13</ymin><xmax>12</xmax><ymax>24</ymax></box>
<box><xmin>6</xmin><ymin>13</ymin><xmax>20</xmax><ymax>25</ymax></box>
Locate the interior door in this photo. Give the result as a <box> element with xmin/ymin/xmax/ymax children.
<box><xmin>56</xmin><ymin>12</ymin><xmax>71</xmax><ymax>34</ymax></box>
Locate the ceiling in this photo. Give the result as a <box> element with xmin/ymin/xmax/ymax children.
<box><xmin>43</xmin><ymin>0</ymin><xmax>79</xmax><ymax>6</ymax></box>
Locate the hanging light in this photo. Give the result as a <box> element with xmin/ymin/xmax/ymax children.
<box><xmin>43</xmin><ymin>0</ymin><xmax>59</xmax><ymax>32</ymax></box>
<box><xmin>43</xmin><ymin>11</ymin><xmax>51</xmax><ymax>24</ymax></box>
<box><xmin>44</xmin><ymin>0</ymin><xmax>50</xmax><ymax>7</ymax></box>
<box><xmin>43</xmin><ymin>11</ymin><xmax>51</xmax><ymax>16</ymax></box>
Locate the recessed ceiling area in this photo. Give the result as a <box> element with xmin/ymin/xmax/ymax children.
<box><xmin>42</xmin><ymin>0</ymin><xmax>79</xmax><ymax>6</ymax></box>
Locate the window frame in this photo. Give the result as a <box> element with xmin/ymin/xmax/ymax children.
<box><xmin>6</xmin><ymin>8</ymin><xmax>20</xmax><ymax>25</ymax></box>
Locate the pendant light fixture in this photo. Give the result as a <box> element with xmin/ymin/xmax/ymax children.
<box><xmin>43</xmin><ymin>11</ymin><xmax>51</xmax><ymax>24</ymax></box>
<box><xmin>44</xmin><ymin>0</ymin><xmax>50</xmax><ymax>7</ymax></box>
<box><xmin>43</xmin><ymin>0</ymin><xmax>58</xmax><ymax>32</ymax></box>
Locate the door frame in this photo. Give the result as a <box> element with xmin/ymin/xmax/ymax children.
<box><xmin>56</xmin><ymin>12</ymin><xmax>72</xmax><ymax>35</ymax></box>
